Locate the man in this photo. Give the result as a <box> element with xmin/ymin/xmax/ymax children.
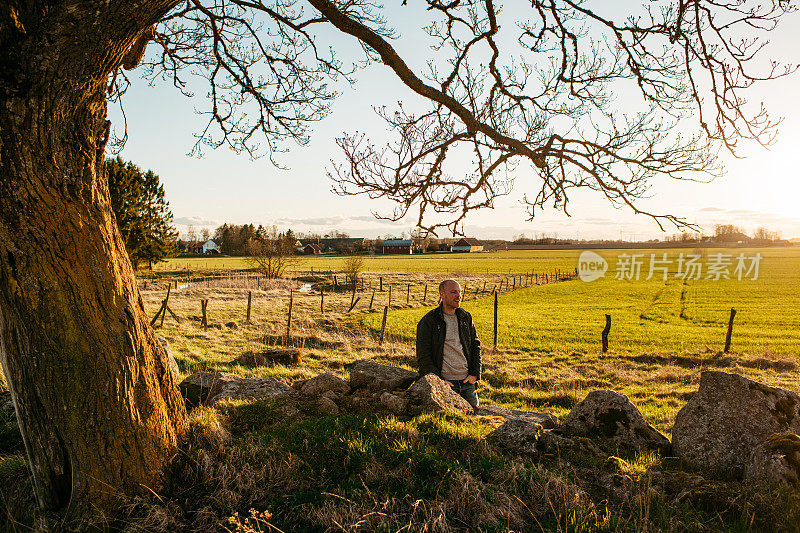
<box><xmin>416</xmin><ymin>279</ymin><xmax>482</xmax><ymax>407</ymax></box>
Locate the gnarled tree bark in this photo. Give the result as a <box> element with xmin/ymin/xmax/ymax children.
<box><xmin>0</xmin><ymin>0</ymin><xmax>186</xmax><ymax>517</ymax></box>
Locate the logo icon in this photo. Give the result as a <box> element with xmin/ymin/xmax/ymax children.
<box><xmin>578</xmin><ymin>251</ymin><xmax>608</xmax><ymax>282</ymax></box>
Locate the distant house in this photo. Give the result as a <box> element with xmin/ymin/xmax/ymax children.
<box><xmin>185</xmin><ymin>241</ymin><xmax>204</xmax><ymax>254</ymax></box>
<box><xmin>383</xmin><ymin>239</ymin><xmax>413</xmax><ymax>254</ymax></box>
<box><xmin>451</xmin><ymin>238</ymin><xmax>483</xmax><ymax>253</ymax></box>
<box><xmin>301</xmin><ymin>243</ymin><xmax>322</xmax><ymax>255</ymax></box>
<box><xmin>202</xmin><ymin>239</ymin><xmax>219</xmax><ymax>254</ymax></box>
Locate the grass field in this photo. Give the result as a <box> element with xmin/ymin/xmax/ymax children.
<box><xmin>3</xmin><ymin>247</ymin><xmax>799</xmax><ymax>531</ymax></box>
<box><xmin>358</xmin><ymin>247</ymin><xmax>800</xmax><ymax>356</ymax></box>
<box><xmin>155</xmin><ymin>249</ymin><xmax>583</xmax><ymax>274</ymax></box>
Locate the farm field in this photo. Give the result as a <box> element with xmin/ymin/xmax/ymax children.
<box><xmin>350</xmin><ymin>247</ymin><xmax>800</xmax><ymax>356</ymax></box>
<box><xmin>155</xmin><ymin>249</ymin><xmax>584</xmax><ymax>274</ymax></box>
<box><xmin>139</xmin><ymin>246</ymin><xmax>800</xmax><ymax>434</ymax></box>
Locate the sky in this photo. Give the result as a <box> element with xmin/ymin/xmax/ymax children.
<box><xmin>109</xmin><ymin>2</ymin><xmax>800</xmax><ymax>242</ymax></box>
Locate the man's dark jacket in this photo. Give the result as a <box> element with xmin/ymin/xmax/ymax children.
<box><xmin>416</xmin><ymin>304</ymin><xmax>481</xmax><ymax>380</ymax></box>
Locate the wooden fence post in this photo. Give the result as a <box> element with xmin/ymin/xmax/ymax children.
<box><xmin>423</xmin><ymin>284</ymin><xmax>428</xmax><ymax>303</ymax></box>
<box><xmin>602</xmin><ymin>314</ymin><xmax>611</xmax><ymax>353</ymax></box>
<box><xmin>493</xmin><ymin>290</ymin><xmax>498</xmax><ymax>352</ymax></box>
<box><xmin>512</xmin><ymin>276</ymin><xmax>516</xmax><ymax>290</ymax></box>
<box><xmin>388</xmin><ymin>285</ymin><xmax>392</xmax><ymax>307</ymax></box>
<box><xmin>246</xmin><ymin>290</ymin><xmax>252</xmax><ymax>324</ymax></box>
<box><xmin>286</xmin><ymin>290</ymin><xmax>293</xmax><ymax>343</ymax></box>
<box><xmin>407</xmin><ymin>283</ymin><xmax>410</xmax><ymax>304</ymax></box>
<box><xmin>320</xmin><ymin>288</ymin><xmax>325</xmax><ymax>314</ymax></box>
<box><xmin>369</xmin><ymin>289</ymin><xmax>375</xmax><ymax>310</ymax></box>
<box><xmin>201</xmin><ymin>299</ymin><xmax>208</xmax><ymax>329</ymax></box>
<box><xmin>380</xmin><ymin>277</ymin><xmax>383</xmax><ymax>292</ymax></box>
<box><xmin>379</xmin><ymin>306</ymin><xmax>389</xmax><ymax>346</ymax></box>
<box><xmin>724</xmin><ymin>308</ymin><xmax>737</xmax><ymax>354</ymax></box>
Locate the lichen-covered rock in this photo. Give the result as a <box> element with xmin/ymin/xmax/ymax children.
<box><xmin>744</xmin><ymin>432</ymin><xmax>800</xmax><ymax>487</ymax></box>
<box><xmin>488</xmin><ymin>419</ymin><xmax>542</xmax><ymax>455</ymax></box>
<box><xmin>561</xmin><ymin>389</ymin><xmax>670</xmax><ymax>453</ymax></box>
<box><xmin>293</xmin><ymin>372</ymin><xmax>350</xmax><ymax>396</ymax></box>
<box><xmin>348</xmin><ymin>360</ymin><xmax>417</xmax><ymax>391</ymax></box>
<box><xmin>475</xmin><ymin>404</ymin><xmax>558</xmax><ymax>429</ymax></box>
<box><xmin>672</xmin><ymin>371</ymin><xmax>800</xmax><ymax>479</ymax></box>
<box><xmin>180</xmin><ymin>371</ymin><xmax>292</xmax><ymax>406</ymax></box>
<box><xmin>405</xmin><ymin>374</ymin><xmax>473</xmax><ymax>415</ymax></box>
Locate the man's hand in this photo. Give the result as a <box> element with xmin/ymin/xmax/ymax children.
<box><xmin>462</xmin><ymin>375</ymin><xmax>477</xmax><ymax>384</ymax></box>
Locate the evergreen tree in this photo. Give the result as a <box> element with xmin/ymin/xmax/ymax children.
<box><xmin>107</xmin><ymin>157</ymin><xmax>177</xmax><ymax>269</ymax></box>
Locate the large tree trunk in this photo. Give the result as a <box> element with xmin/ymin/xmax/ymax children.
<box><xmin>0</xmin><ymin>0</ymin><xmax>186</xmax><ymax>517</ymax></box>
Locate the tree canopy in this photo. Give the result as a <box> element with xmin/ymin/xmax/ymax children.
<box><xmin>107</xmin><ymin>157</ymin><xmax>177</xmax><ymax>269</ymax></box>
<box><xmin>124</xmin><ymin>0</ymin><xmax>797</xmax><ymax>234</ymax></box>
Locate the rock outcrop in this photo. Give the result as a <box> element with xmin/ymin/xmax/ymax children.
<box><xmin>488</xmin><ymin>419</ymin><xmax>543</xmax><ymax>455</ymax></box>
<box><xmin>475</xmin><ymin>404</ymin><xmax>558</xmax><ymax>429</ymax></box>
<box><xmin>743</xmin><ymin>432</ymin><xmax>800</xmax><ymax>487</ymax></box>
<box><xmin>293</xmin><ymin>372</ymin><xmax>350</xmax><ymax>396</ymax></box>
<box><xmin>672</xmin><ymin>371</ymin><xmax>800</xmax><ymax>479</ymax></box>
<box><xmin>180</xmin><ymin>371</ymin><xmax>292</xmax><ymax>406</ymax></box>
<box><xmin>348</xmin><ymin>360</ymin><xmax>417</xmax><ymax>391</ymax></box>
<box><xmin>404</xmin><ymin>374</ymin><xmax>473</xmax><ymax>416</ymax></box>
<box><xmin>561</xmin><ymin>389</ymin><xmax>670</xmax><ymax>453</ymax></box>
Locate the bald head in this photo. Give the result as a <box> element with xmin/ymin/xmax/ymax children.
<box><xmin>439</xmin><ymin>279</ymin><xmax>462</xmax><ymax>313</ymax></box>
<box><xmin>438</xmin><ymin>279</ymin><xmax>458</xmax><ymax>293</ymax></box>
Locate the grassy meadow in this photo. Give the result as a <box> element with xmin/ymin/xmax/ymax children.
<box><xmin>3</xmin><ymin>247</ymin><xmax>799</xmax><ymax>531</ymax></box>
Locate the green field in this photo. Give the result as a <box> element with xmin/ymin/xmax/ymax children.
<box><xmin>156</xmin><ymin>249</ymin><xmax>581</xmax><ymax>274</ymax></box>
<box><xmin>356</xmin><ymin>247</ymin><xmax>800</xmax><ymax>356</ymax></box>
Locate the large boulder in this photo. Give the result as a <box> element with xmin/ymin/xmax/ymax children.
<box><xmin>293</xmin><ymin>372</ymin><xmax>350</xmax><ymax>396</ymax></box>
<box><xmin>672</xmin><ymin>371</ymin><xmax>800</xmax><ymax>479</ymax></box>
<box><xmin>743</xmin><ymin>433</ymin><xmax>800</xmax><ymax>487</ymax></box>
<box><xmin>475</xmin><ymin>404</ymin><xmax>558</xmax><ymax>429</ymax></box>
<box><xmin>561</xmin><ymin>389</ymin><xmax>670</xmax><ymax>453</ymax></box>
<box><xmin>348</xmin><ymin>360</ymin><xmax>417</xmax><ymax>391</ymax></box>
<box><xmin>180</xmin><ymin>371</ymin><xmax>292</xmax><ymax>406</ymax></box>
<box><xmin>405</xmin><ymin>374</ymin><xmax>473</xmax><ymax>415</ymax></box>
<box><xmin>488</xmin><ymin>419</ymin><xmax>543</xmax><ymax>455</ymax></box>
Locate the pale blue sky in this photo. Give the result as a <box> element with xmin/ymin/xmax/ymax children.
<box><xmin>109</xmin><ymin>3</ymin><xmax>800</xmax><ymax>241</ymax></box>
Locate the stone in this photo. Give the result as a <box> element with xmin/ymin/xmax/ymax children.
<box><xmin>475</xmin><ymin>404</ymin><xmax>558</xmax><ymax>429</ymax></box>
<box><xmin>743</xmin><ymin>432</ymin><xmax>800</xmax><ymax>487</ymax></box>
<box><xmin>157</xmin><ymin>334</ymin><xmax>180</xmax><ymax>379</ymax></box>
<box><xmin>232</xmin><ymin>348</ymin><xmax>301</xmax><ymax>367</ymax></box>
<box><xmin>488</xmin><ymin>419</ymin><xmax>543</xmax><ymax>455</ymax></box>
<box><xmin>180</xmin><ymin>371</ymin><xmax>292</xmax><ymax>406</ymax></box>
<box><xmin>348</xmin><ymin>360</ymin><xmax>417</xmax><ymax>391</ymax></box>
<box><xmin>316</xmin><ymin>396</ymin><xmax>340</xmax><ymax>415</ymax></box>
<box><xmin>293</xmin><ymin>372</ymin><xmax>350</xmax><ymax>396</ymax></box>
<box><xmin>405</xmin><ymin>374</ymin><xmax>473</xmax><ymax>415</ymax></box>
<box><xmin>672</xmin><ymin>371</ymin><xmax>800</xmax><ymax>479</ymax></box>
<box><xmin>561</xmin><ymin>389</ymin><xmax>670</xmax><ymax>453</ymax></box>
<box><xmin>380</xmin><ymin>392</ymin><xmax>409</xmax><ymax>415</ymax></box>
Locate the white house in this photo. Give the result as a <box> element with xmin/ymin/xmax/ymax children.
<box><xmin>202</xmin><ymin>239</ymin><xmax>219</xmax><ymax>254</ymax></box>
